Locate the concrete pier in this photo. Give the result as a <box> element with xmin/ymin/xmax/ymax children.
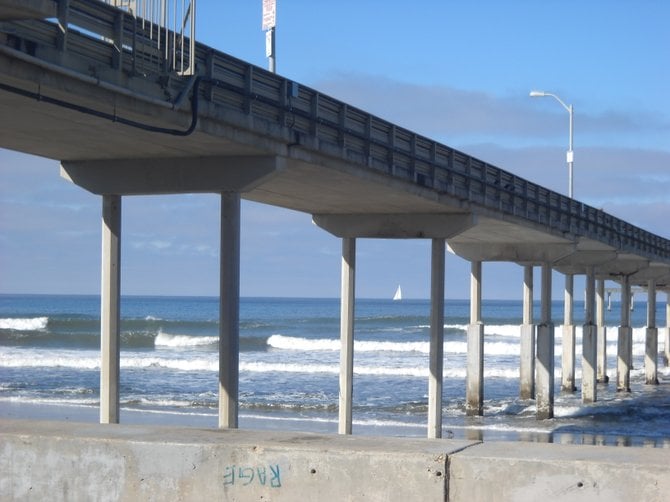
<box><xmin>666</xmin><ymin>297</ymin><xmax>670</xmax><ymax>366</ymax></box>
<box><xmin>466</xmin><ymin>261</ymin><xmax>484</xmax><ymax>416</ymax></box>
<box><xmin>519</xmin><ymin>265</ymin><xmax>535</xmax><ymax>400</ymax></box>
<box><xmin>339</xmin><ymin>237</ymin><xmax>356</xmax><ymax>435</ymax></box>
<box><xmin>645</xmin><ymin>279</ymin><xmax>659</xmax><ymax>385</ymax></box>
<box><xmin>617</xmin><ymin>276</ymin><xmax>632</xmax><ymax>392</ymax></box>
<box><xmin>219</xmin><ymin>193</ymin><xmax>241</xmax><ymax>429</ymax></box>
<box><xmin>536</xmin><ymin>263</ymin><xmax>554</xmax><ymax>420</ymax></box>
<box><xmin>596</xmin><ymin>279</ymin><xmax>609</xmax><ymax>383</ymax></box>
<box><xmin>561</xmin><ymin>274</ymin><xmax>577</xmax><ymax>392</ymax></box>
<box><xmin>100</xmin><ymin>194</ymin><xmax>121</xmax><ymax>425</ymax></box>
<box><xmin>427</xmin><ymin>238</ymin><xmax>445</xmax><ymax>438</ymax></box>
<box><xmin>582</xmin><ymin>268</ymin><xmax>597</xmax><ymax>403</ymax></box>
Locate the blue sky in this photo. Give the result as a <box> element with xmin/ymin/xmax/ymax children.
<box><xmin>1</xmin><ymin>0</ymin><xmax>669</xmax><ymax>299</ymax></box>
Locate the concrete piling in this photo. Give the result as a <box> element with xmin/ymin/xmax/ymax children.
<box><xmin>536</xmin><ymin>263</ymin><xmax>554</xmax><ymax>420</ymax></box>
<box><xmin>219</xmin><ymin>193</ymin><xmax>241</xmax><ymax>429</ymax></box>
<box><xmin>617</xmin><ymin>275</ymin><xmax>632</xmax><ymax>392</ymax></box>
<box><xmin>339</xmin><ymin>237</ymin><xmax>356</xmax><ymax>435</ymax></box>
<box><xmin>582</xmin><ymin>268</ymin><xmax>597</xmax><ymax>403</ymax></box>
<box><xmin>561</xmin><ymin>274</ymin><xmax>576</xmax><ymax>392</ymax></box>
<box><xmin>519</xmin><ymin>265</ymin><xmax>535</xmax><ymax>400</ymax></box>
<box><xmin>596</xmin><ymin>279</ymin><xmax>609</xmax><ymax>383</ymax></box>
<box><xmin>100</xmin><ymin>194</ymin><xmax>121</xmax><ymax>425</ymax></box>
<box><xmin>466</xmin><ymin>261</ymin><xmax>484</xmax><ymax>417</ymax></box>
<box><xmin>428</xmin><ymin>239</ymin><xmax>445</xmax><ymax>438</ymax></box>
<box><xmin>645</xmin><ymin>279</ymin><xmax>659</xmax><ymax>385</ymax></box>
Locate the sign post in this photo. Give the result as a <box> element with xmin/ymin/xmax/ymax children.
<box><xmin>262</xmin><ymin>0</ymin><xmax>276</xmax><ymax>73</ymax></box>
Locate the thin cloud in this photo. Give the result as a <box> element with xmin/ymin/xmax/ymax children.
<box><xmin>311</xmin><ymin>72</ymin><xmax>670</xmax><ymax>145</ymax></box>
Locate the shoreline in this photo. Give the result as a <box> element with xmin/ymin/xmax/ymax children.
<box><xmin>2</xmin><ymin>399</ymin><xmax>669</xmax><ymax>448</ymax></box>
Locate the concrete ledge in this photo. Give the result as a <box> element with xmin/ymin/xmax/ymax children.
<box><xmin>0</xmin><ymin>419</ymin><xmax>473</xmax><ymax>501</ymax></box>
<box><xmin>449</xmin><ymin>441</ymin><xmax>670</xmax><ymax>502</ymax></box>
<box><xmin>2</xmin><ymin>419</ymin><xmax>670</xmax><ymax>501</ymax></box>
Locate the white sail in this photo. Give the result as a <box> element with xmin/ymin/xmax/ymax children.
<box><xmin>392</xmin><ymin>285</ymin><xmax>402</xmax><ymax>301</ymax></box>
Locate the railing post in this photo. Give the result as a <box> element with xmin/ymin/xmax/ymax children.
<box><xmin>57</xmin><ymin>0</ymin><xmax>69</xmax><ymax>52</ymax></box>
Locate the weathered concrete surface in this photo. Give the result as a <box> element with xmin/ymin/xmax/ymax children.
<box><xmin>0</xmin><ymin>419</ymin><xmax>469</xmax><ymax>501</ymax></box>
<box><xmin>449</xmin><ymin>441</ymin><xmax>670</xmax><ymax>502</ymax></box>
<box><xmin>3</xmin><ymin>419</ymin><xmax>670</xmax><ymax>501</ymax></box>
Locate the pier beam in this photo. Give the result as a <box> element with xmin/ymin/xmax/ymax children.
<box><xmin>596</xmin><ymin>279</ymin><xmax>609</xmax><ymax>383</ymax></box>
<box><xmin>466</xmin><ymin>261</ymin><xmax>484</xmax><ymax>417</ymax></box>
<box><xmin>339</xmin><ymin>237</ymin><xmax>356</xmax><ymax>435</ymax></box>
<box><xmin>582</xmin><ymin>267</ymin><xmax>597</xmax><ymax>403</ymax></box>
<box><xmin>617</xmin><ymin>276</ymin><xmax>632</xmax><ymax>392</ymax></box>
<box><xmin>427</xmin><ymin>239</ymin><xmax>445</xmax><ymax>438</ymax></box>
<box><xmin>561</xmin><ymin>274</ymin><xmax>576</xmax><ymax>392</ymax></box>
<box><xmin>645</xmin><ymin>279</ymin><xmax>659</xmax><ymax>385</ymax></box>
<box><xmin>219</xmin><ymin>193</ymin><xmax>241</xmax><ymax>429</ymax></box>
<box><xmin>536</xmin><ymin>263</ymin><xmax>554</xmax><ymax>420</ymax></box>
<box><xmin>520</xmin><ymin>266</ymin><xmax>535</xmax><ymax>400</ymax></box>
<box><xmin>100</xmin><ymin>194</ymin><xmax>121</xmax><ymax>425</ymax></box>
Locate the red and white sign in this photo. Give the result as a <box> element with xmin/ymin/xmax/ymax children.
<box><xmin>262</xmin><ymin>0</ymin><xmax>276</xmax><ymax>30</ymax></box>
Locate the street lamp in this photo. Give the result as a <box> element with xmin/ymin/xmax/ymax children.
<box><xmin>530</xmin><ymin>90</ymin><xmax>574</xmax><ymax>198</ymax></box>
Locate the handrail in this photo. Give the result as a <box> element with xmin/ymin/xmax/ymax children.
<box><xmin>2</xmin><ymin>0</ymin><xmax>670</xmax><ymax>262</ymax></box>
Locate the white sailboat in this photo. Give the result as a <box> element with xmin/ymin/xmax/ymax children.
<box><xmin>392</xmin><ymin>285</ymin><xmax>402</xmax><ymax>301</ymax></box>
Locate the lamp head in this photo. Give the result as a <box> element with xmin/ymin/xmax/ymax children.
<box><xmin>529</xmin><ymin>90</ymin><xmax>546</xmax><ymax>97</ymax></box>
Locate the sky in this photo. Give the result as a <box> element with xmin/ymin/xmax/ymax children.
<box><xmin>1</xmin><ymin>0</ymin><xmax>669</xmax><ymax>300</ymax></box>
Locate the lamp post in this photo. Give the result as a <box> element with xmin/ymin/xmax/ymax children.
<box><xmin>530</xmin><ymin>90</ymin><xmax>574</xmax><ymax>198</ymax></box>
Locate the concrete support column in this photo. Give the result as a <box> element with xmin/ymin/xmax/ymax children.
<box><xmin>427</xmin><ymin>239</ymin><xmax>445</xmax><ymax>438</ymax></box>
<box><xmin>645</xmin><ymin>279</ymin><xmax>659</xmax><ymax>385</ymax></box>
<box><xmin>596</xmin><ymin>279</ymin><xmax>609</xmax><ymax>383</ymax></box>
<box><xmin>536</xmin><ymin>263</ymin><xmax>554</xmax><ymax>420</ymax></box>
<box><xmin>100</xmin><ymin>194</ymin><xmax>121</xmax><ymax>425</ymax></box>
<box><xmin>466</xmin><ymin>261</ymin><xmax>484</xmax><ymax>417</ymax></box>
<box><xmin>219</xmin><ymin>193</ymin><xmax>241</xmax><ymax>429</ymax></box>
<box><xmin>665</xmin><ymin>297</ymin><xmax>670</xmax><ymax>366</ymax></box>
<box><xmin>561</xmin><ymin>274</ymin><xmax>576</xmax><ymax>392</ymax></box>
<box><xmin>617</xmin><ymin>276</ymin><xmax>632</xmax><ymax>392</ymax></box>
<box><xmin>582</xmin><ymin>268</ymin><xmax>597</xmax><ymax>403</ymax></box>
<box><xmin>339</xmin><ymin>237</ymin><xmax>356</xmax><ymax>435</ymax></box>
<box><xmin>520</xmin><ymin>265</ymin><xmax>535</xmax><ymax>400</ymax></box>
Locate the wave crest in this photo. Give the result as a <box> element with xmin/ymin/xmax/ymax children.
<box><xmin>0</xmin><ymin>317</ymin><xmax>48</xmax><ymax>331</ymax></box>
<box><xmin>154</xmin><ymin>331</ymin><xmax>218</xmax><ymax>347</ymax></box>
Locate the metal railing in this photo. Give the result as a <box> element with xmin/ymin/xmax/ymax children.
<box><xmin>103</xmin><ymin>0</ymin><xmax>196</xmax><ymax>75</ymax></box>
<box><xmin>2</xmin><ymin>0</ymin><xmax>670</xmax><ymax>263</ymax></box>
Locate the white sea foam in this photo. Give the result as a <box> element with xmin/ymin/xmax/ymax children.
<box><xmin>154</xmin><ymin>331</ymin><xmax>218</xmax><ymax>347</ymax></box>
<box><xmin>0</xmin><ymin>317</ymin><xmax>48</xmax><ymax>331</ymax></box>
<box><xmin>267</xmin><ymin>334</ymin><xmax>521</xmax><ymax>356</ymax></box>
<box><xmin>267</xmin><ymin>334</ymin><xmax>430</xmax><ymax>353</ymax></box>
<box><xmin>0</xmin><ymin>351</ymin><xmax>100</xmax><ymax>369</ymax></box>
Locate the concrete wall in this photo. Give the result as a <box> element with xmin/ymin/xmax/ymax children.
<box><xmin>449</xmin><ymin>440</ymin><xmax>670</xmax><ymax>502</ymax></box>
<box><xmin>0</xmin><ymin>419</ymin><xmax>462</xmax><ymax>501</ymax></box>
<box><xmin>1</xmin><ymin>419</ymin><xmax>669</xmax><ymax>501</ymax></box>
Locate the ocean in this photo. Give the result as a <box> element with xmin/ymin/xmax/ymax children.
<box><xmin>1</xmin><ymin>294</ymin><xmax>669</xmax><ymax>447</ymax></box>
